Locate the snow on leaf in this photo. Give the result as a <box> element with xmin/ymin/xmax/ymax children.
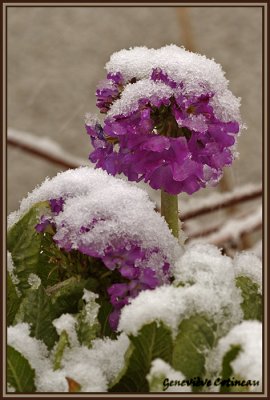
<box><xmin>14</xmin><ymin>285</ymin><xmax>58</xmax><ymax>349</ymax></box>
<box><xmin>76</xmin><ymin>290</ymin><xmax>101</xmax><ymax>348</ymax></box>
<box><xmin>235</xmin><ymin>276</ymin><xmax>262</xmax><ymax>321</ymax></box>
<box><xmin>53</xmin><ymin>330</ymin><xmax>70</xmax><ymax>371</ymax></box>
<box><xmin>206</xmin><ymin>321</ymin><xmax>262</xmax><ymax>392</ymax></box>
<box><xmin>172</xmin><ymin>314</ymin><xmax>216</xmax><ymax>390</ymax></box>
<box><xmin>7</xmin><ymin>201</ymin><xmax>51</xmax><ymax>291</ymax></box>
<box><xmin>110</xmin><ymin>321</ymin><xmax>173</xmax><ymax>392</ymax></box>
<box><xmin>147</xmin><ymin>359</ymin><xmax>191</xmax><ymax>392</ymax></box>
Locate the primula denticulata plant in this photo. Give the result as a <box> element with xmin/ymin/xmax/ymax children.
<box><xmin>7</xmin><ymin>45</ymin><xmax>262</xmax><ymax>393</ymax></box>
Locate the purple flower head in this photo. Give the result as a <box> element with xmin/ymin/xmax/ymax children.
<box><xmin>54</xmin><ymin>232</ymin><xmax>171</xmax><ymax>329</ymax></box>
<box><xmin>35</xmin><ymin>215</ymin><xmax>52</xmax><ymax>233</ymax></box>
<box><xmin>32</xmin><ymin>168</ymin><xmax>181</xmax><ymax>331</ymax></box>
<box><xmin>107</xmin><ymin>71</ymin><xmax>124</xmax><ymax>86</ymax></box>
<box><xmin>151</xmin><ymin>67</ymin><xmax>178</xmax><ymax>89</ymax></box>
<box><xmin>49</xmin><ymin>197</ymin><xmax>64</xmax><ymax>215</ymax></box>
<box><xmin>86</xmin><ymin>46</ymin><xmax>242</xmax><ymax>195</ymax></box>
<box><xmin>96</xmin><ymin>72</ymin><xmax>124</xmax><ymax>113</ymax></box>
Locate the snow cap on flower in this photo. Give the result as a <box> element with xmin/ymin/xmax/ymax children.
<box><xmin>86</xmin><ymin>45</ymin><xmax>242</xmax><ymax>195</ymax></box>
<box><xmin>51</xmin><ymin>169</ymin><xmax>181</xmax><ymax>328</ymax></box>
<box><xmin>9</xmin><ymin>167</ymin><xmax>182</xmax><ymax>329</ymax></box>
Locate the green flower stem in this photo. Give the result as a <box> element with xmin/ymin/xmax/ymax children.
<box><xmin>161</xmin><ymin>190</ymin><xmax>179</xmax><ymax>239</ymax></box>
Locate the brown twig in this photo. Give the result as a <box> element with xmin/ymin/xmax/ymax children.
<box><xmin>8</xmin><ymin>136</ymin><xmax>80</xmax><ymax>170</ymax></box>
<box><xmin>181</xmin><ymin>187</ymin><xmax>262</xmax><ymax>221</ymax></box>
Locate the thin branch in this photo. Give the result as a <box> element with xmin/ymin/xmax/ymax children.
<box><xmin>189</xmin><ymin>206</ymin><xmax>262</xmax><ymax>246</ymax></box>
<box><xmin>181</xmin><ymin>184</ymin><xmax>262</xmax><ymax>221</ymax></box>
<box><xmin>8</xmin><ymin>128</ymin><xmax>87</xmax><ymax>170</ymax></box>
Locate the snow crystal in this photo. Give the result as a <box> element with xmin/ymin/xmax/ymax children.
<box><xmin>36</xmin><ymin>369</ymin><xmax>68</xmax><ymax>393</ymax></box>
<box><xmin>28</xmin><ymin>273</ymin><xmax>41</xmax><ymax>290</ymax></box>
<box><xmin>61</xmin><ymin>347</ymin><xmax>107</xmax><ymax>392</ymax></box>
<box><xmin>7</xmin><ymin>384</ymin><xmax>16</xmax><ymax>392</ymax></box>
<box><xmin>60</xmin><ymin>332</ymin><xmax>129</xmax><ymax>390</ymax></box>
<box><xmin>233</xmin><ymin>252</ymin><xmax>262</xmax><ymax>293</ymax></box>
<box><xmin>82</xmin><ymin>288</ymin><xmax>98</xmax><ymax>303</ymax></box>
<box><xmin>105</xmin><ymin>45</ymin><xmax>241</xmax><ymax>123</ymax></box>
<box><xmin>7</xmin><ymin>321</ymin><xmax>129</xmax><ymax>392</ymax></box>
<box><xmin>118</xmin><ymin>285</ymin><xmax>242</xmax><ymax>339</ymax></box>
<box><xmin>8</xmin><ymin>167</ymin><xmax>109</xmax><ymax>228</ymax></box>
<box><xmin>52</xmin><ymin>314</ymin><xmax>79</xmax><ymax>347</ymax></box>
<box><xmin>8</xmin><ymin>323</ymin><xmax>49</xmax><ymax>367</ymax></box>
<box><xmin>206</xmin><ymin>321</ymin><xmax>262</xmax><ymax>392</ymax></box>
<box><xmin>7</xmin><ymin>323</ymin><xmax>68</xmax><ymax>392</ymax></box>
<box><xmin>81</xmin><ymin>289</ymin><xmax>100</xmax><ymax>326</ymax></box>
<box><xmin>107</xmin><ymin>79</ymin><xmax>174</xmax><ymax>117</ymax></box>
<box><xmin>173</xmin><ymin>243</ymin><xmax>235</xmax><ymax>287</ymax></box>
<box><xmin>87</xmin><ymin>333</ymin><xmax>130</xmax><ymax>384</ymax></box>
<box><xmin>147</xmin><ymin>359</ymin><xmax>191</xmax><ymax>392</ymax></box>
<box><xmin>8</xmin><ymin>167</ymin><xmax>181</xmax><ymax>270</ymax></box>
<box><xmin>119</xmin><ymin>243</ymin><xmax>243</xmax><ymax>337</ymax></box>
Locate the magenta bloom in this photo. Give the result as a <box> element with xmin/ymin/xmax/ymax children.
<box><xmin>86</xmin><ymin>46</ymin><xmax>242</xmax><ymax>195</ymax></box>
<box><xmin>54</xmin><ymin>226</ymin><xmax>171</xmax><ymax>330</ymax></box>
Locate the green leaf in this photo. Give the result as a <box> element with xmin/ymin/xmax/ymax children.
<box><xmin>76</xmin><ymin>298</ymin><xmax>100</xmax><ymax>348</ymax></box>
<box><xmin>109</xmin><ymin>322</ymin><xmax>173</xmax><ymax>392</ymax></box>
<box><xmin>53</xmin><ymin>330</ymin><xmax>70</xmax><ymax>370</ymax></box>
<box><xmin>7</xmin><ymin>201</ymin><xmax>60</xmax><ymax>291</ymax></box>
<box><xmin>172</xmin><ymin>315</ymin><xmax>216</xmax><ymax>389</ymax></box>
<box><xmin>235</xmin><ymin>276</ymin><xmax>262</xmax><ymax>321</ymax></box>
<box><xmin>7</xmin><ymin>345</ymin><xmax>36</xmax><ymax>392</ymax></box>
<box><xmin>220</xmin><ymin>345</ymin><xmax>241</xmax><ymax>393</ymax></box>
<box><xmin>97</xmin><ymin>298</ymin><xmax>116</xmax><ymax>339</ymax></box>
<box><xmin>14</xmin><ymin>285</ymin><xmax>58</xmax><ymax>349</ymax></box>
<box><xmin>49</xmin><ymin>277</ymin><xmax>88</xmax><ymax>316</ymax></box>
<box><xmin>7</xmin><ymin>202</ymin><xmax>80</xmax><ymax>292</ymax></box>
<box><xmin>7</xmin><ymin>273</ymin><xmax>21</xmax><ymax>326</ymax></box>
<box><xmin>7</xmin><ymin>202</ymin><xmax>51</xmax><ymax>291</ymax></box>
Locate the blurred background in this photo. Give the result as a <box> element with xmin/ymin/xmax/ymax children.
<box><xmin>7</xmin><ymin>6</ymin><xmax>263</xmax><ymax>256</ymax></box>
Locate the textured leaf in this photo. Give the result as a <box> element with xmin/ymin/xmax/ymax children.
<box><xmin>7</xmin><ymin>202</ymin><xmax>83</xmax><ymax>292</ymax></box>
<box><xmin>7</xmin><ymin>345</ymin><xmax>36</xmax><ymax>392</ymax></box>
<box><xmin>97</xmin><ymin>298</ymin><xmax>116</xmax><ymax>339</ymax></box>
<box><xmin>220</xmin><ymin>345</ymin><xmax>241</xmax><ymax>393</ymax></box>
<box><xmin>235</xmin><ymin>276</ymin><xmax>262</xmax><ymax>321</ymax></box>
<box><xmin>7</xmin><ymin>273</ymin><xmax>21</xmax><ymax>326</ymax></box>
<box><xmin>7</xmin><ymin>202</ymin><xmax>51</xmax><ymax>291</ymax></box>
<box><xmin>110</xmin><ymin>322</ymin><xmax>173</xmax><ymax>392</ymax></box>
<box><xmin>53</xmin><ymin>330</ymin><xmax>70</xmax><ymax>370</ymax></box>
<box><xmin>172</xmin><ymin>315</ymin><xmax>216</xmax><ymax>388</ymax></box>
<box><xmin>49</xmin><ymin>277</ymin><xmax>88</xmax><ymax>316</ymax></box>
<box><xmin>15</xmin><ymin>285</ymin><xmax>58</xmax><ymax>349</ymax></box>
<box><xmin>76</xmin><ymin>305</ymin><xmax>100</xmax><ymax>348</ymax></box>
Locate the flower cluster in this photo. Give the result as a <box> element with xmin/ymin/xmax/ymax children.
<box><xmin>86</xmin><ymin>45</ymin><xmax>242</xmax><ymax>195</ymax></box>
<box><xmin>36</xmin><ymin>204</ymin><xmax>171</xmax><ymax>330</ymax></box>
<box><xmin>35</xmin><ymin>197</ymin><xmax>64</xmax><ymax>233</ymax></box>
<box><xmin>30</xmin><ymin>168</ymin><xmax>180</xmax><ymax>330</ymax></box>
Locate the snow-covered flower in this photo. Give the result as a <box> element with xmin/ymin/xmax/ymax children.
<box><xmin>13</xmin><ymin>167</ymin><xmax>181</xmax><ymax>330</ymax></box>
<box><xmin>86</xmin><ymin>45</ymin><xmax>242</xmax><ymax>195</ymax></box>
